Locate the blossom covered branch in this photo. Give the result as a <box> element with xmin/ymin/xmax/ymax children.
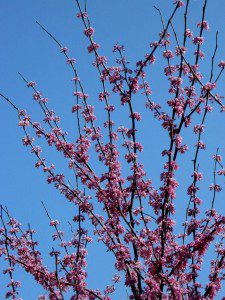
<box><xmin>1</xmin><ymin>0</ymin><xmax>225</xmax><ymax>299</ymax></box>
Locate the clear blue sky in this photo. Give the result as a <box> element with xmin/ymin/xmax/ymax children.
<box><xmin>1</xmin><ymin>1</ymin><xmax>225</xmax><ymax>299</ymax></box>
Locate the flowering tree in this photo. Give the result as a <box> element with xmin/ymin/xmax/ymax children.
<box><xmin>1</xmin><ymin>0</ymin><xmax>225</xmax><ymax>299</ymax></box>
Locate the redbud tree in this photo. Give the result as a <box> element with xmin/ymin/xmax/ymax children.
<box><xmin>1</xmin><ymin>0</ymin><xmax>225</xmax><ymax>299</ymax></box>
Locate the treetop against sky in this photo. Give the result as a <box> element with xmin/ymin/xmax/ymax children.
<box><xmin>1</xmin><ymin>0</ymin><xmax>225</xmax><ymax>299</ymax></box>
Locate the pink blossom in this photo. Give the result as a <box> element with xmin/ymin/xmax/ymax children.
<box><xmin>209</xmin><ymin>184</ymin><xmax>222</xmax><ymax>192</ymax></box>
<box><xmin>113</xmin><ymin>43</ymin><xmax>125</xmax><ymax>52</ymax></box>
<box><xmin>202</xmin><ymin>82</ymin><xmax>216</xmax><ymax>92</ymax></box>
<box><xmin>169</xmin><ymin>76</ymin><xmax>183</xmax><ymax>87</ymax></box>
<box><xmin>213</xmin><ymin>154</ymin><xmax>222</xmax><ymax>162</ymax></box>
<box><xmin>60</xmin><ymin>47</ymin><xmax>68</xmax><ymax>53</ymax></box>
<box><xmin>175</xmin><ymin>46</ymin><xmax>187</xmax><ymax>56</ymax></box>
<box><xmin>77</xmin><ymin>12</ymin><xmax>88</xmax><ymax>18</ymax></box>
<box><xmin>192</xmin><ymin>171</ymin><xmax>203</xmax><ymax>181</ymax></box>
<box><xmin>27</xmin><ymin>81</ymin><xmax>36</xmax><ymax>87</ymax></box>
<box><xmin>174</xmin><ymin>0</ymin><xmax>184</xmax><ymax>7</ymax></box>
<box><xmin>93</xmin><ymin>56</ymin><xmax>107</xmax><ymax>66</ymax></box>
<box><xmin>174</xmin><ymin>134</ymin><xmax>182</xmax><ymax>147</ymax></box>
<box><xmin>50</xmin><ymin>220</ymin><xmax>60</xmax><ymax>226</ymax></box>
<box><xmin>186</xmin><ymin>28</ymin><xmax>193</xmax><ymax>38</ymax></box>
<box><xmin>193</xmin><ymin>36</ymin><xmax>204</xmax><ymax>45</ymax></box>
<box><xmin>84</xmin><ymin>27</ymin><xmax>95</xmax><ymax>37</ymax></box>
<box><xmin>87</xmin><ymin>42</ymin><xmax>100</xmax><ymax>53</ymax></box>
<box><xmin>197</xmin><ymin>140</ymin><xmax>206</xmax><ymax>149</ymax></box>
<box><xmin>67</xmin><ymin>58</ymin><xmax>76</xmax><ymax>64</ymax></box>
<box><xmin>130</xmin><ymin>112</ymin><xmax>141</xmax><ymax>121</ymax></box>
<box><xmin>194</xmin><ymin>50</ymin><xmax>205</xmax><ymax>59</ymax></box>
<box><xmin>197</xmin><ymin>20</ymin><xmax>209</xmax><ymax>31</ymax></box>
<box><xmin>163</xmin><ymin>50</ymin><xmax>174</xmax><ymax>59</ymax></box>
<box><xmin>72</xmin><ymin>104</ymin><xmax>82</xmax><ymax>113</ymax></box>
<box><xmin>194</xmin><ymin>124</ymin><xmax>205</xmax><ymax>134</ymax></box>
<box><xmin>218</xmin><ymin>60</ymin><xmax>225</xmax><ymax>68</ymax></box>
<box><xmin>218</xmin><ymin>169</ymin><xmax>225</xmax><ymax>175</ymax></box>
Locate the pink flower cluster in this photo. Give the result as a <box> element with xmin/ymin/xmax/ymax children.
<box><xmin>1</xmin><ymin>1</ymin><xmax>225</xmax><ymax>299</ymax></box>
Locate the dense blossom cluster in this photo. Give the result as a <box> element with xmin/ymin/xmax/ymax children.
<box><xmin>1</xmin><ymin>0</ymin><xmax>225</xmax><ymax>299</ymax></box>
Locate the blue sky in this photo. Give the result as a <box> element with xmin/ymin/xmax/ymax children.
<box><xmin>1</xmin><ymin>0</ymin><xmax>225</xmax><ymax>298</ymax></box>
